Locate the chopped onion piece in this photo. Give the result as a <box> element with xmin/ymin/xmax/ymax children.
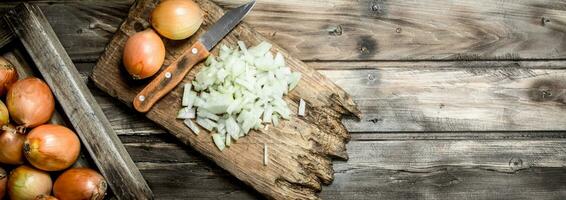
<box><xmin>177</xmin><ymin>107</ymin><xmax>196</xmax><ymax>119</ymax></box>
<box><xmin>197</xmin><ymin>108</ymin><xmax>220</xmax><ymax>121</ymax></box>
<box><xmin>225</xmin><ymin>134</ymin><xmax>231</xmax><ymax>147</ymax></box>
<box><xmin>289</xmin><ymin>72</ymin><xmax>302</xmax><ymax>90</ymax></box>
<box><xmin>196</xmin><ymin>117</ymin><xmax>216</xmax><ymax>131</ymax></box>
<box><xmin>250</xmin><ymin>42</ymin><xmax>272</xmax><ymax>57</ymax></box>
<box><xmin>272</xmin><ymin>114</ymin><xmax>280</xmax><ymax>126</ymax></box>
<box><xmin>298</xmin><ymin>99</ymin><xmax>306</xmax><ymax>116</ymax></box>
<box><xmin>185</xmin><ymin>83</ymin><xmax>196</xmax><ymax>108</ymax></box>
<box><xmin>183</xmin><ymin>119</ymin><xmax>200</xmax><ymax>135</ymax></box>
<box><xmin>263</xmin><ymin>144</ymin><xmax>268</xmax><ymax>166</ymax></box>
<box><xmin>262</xmin><ymin>105</ymin><xmax>273</xmax><ymax>124</ymax></box>
<box><xmin>225</xmin><ymin>116</ymin><xmax>240</xmax><ymax>140</ymax></box>
<box><xmin>212</xmin><ymin>134</ymin><xmax>225</xmax><ymax>151</ymax></box>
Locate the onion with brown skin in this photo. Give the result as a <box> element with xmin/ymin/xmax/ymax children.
<box><xmin>123</xmin><ymin>29</ymin><xmax>165</xmax><ymax>80</ymax></box>
<box><xmin>24</xmin><ymin>124</ymin><xmax>81</xmax><ymax>171</ymax></box>
<box><xmin>7</xmin><ymin>78</ymin><xmax>55</xmax><ymax>129</ymax></box>
<box><xmin>35</xmin><ymin>195</ymin><xmax>59</xmax><ymax>200</ymax></box>
<box><xmin>8</xmin><ymin>165</ymin><xmax>52</xmax><ymax>200</ymax></box>
<box><xmin>0</xmin><ymin>56</ymin><xmax>19</xmax><ymax>96</ymax></box>
<box><xmin>151</xmin><ymin>0</ymin><xmax>204</xmax><ymax>40</ymax></box>
<box><xmin>54</xmin><ymin>168</ymin><xmax>107</xmax><ymax>200</ymax></box>
<box><xmin>0</xmin><ymin>100</ymin><xmax>10</xmax><ymax>128</ymax></box>
<box><xmin>0</xmin><ymin>124</ymin><xmax>25</xmax><ymax>165</ymax></box>
<box><xmin>0</xmin><ymin>166</ymin><xmax>6</xmax><ymax>199</ymax></box>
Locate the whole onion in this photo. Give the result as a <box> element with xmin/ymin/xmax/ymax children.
<box><xmin>0</xmin><ymin>100</ymin><xmax>9</xmax><ymax>127</ymax></box>
<box><xmin>7</xmin><ymin>78</ymin><xmax>55</xmax><ymax>129</ymax></box>
<box><xmin>0</xmin><ymin>167</ymin><xmax>6</xmax><ymax>199</ymax></box>
<box><xmin>0</xmin><ymin>124</ymin><xmax>25</xmax><ymax>165</ymax></box>
<box><xmin>24</xmin><ymin>124</ymin><xmax>81</xmax><ymax>171</ymax></box>
<box><xmin>53</xmin><ymin>168</ymin><xmax>107</xmax><ymax>200</ymax></box>
<box><xmin>35</xmin><ymin>195</ymin><xmax>59</xmax><ymax>200</ymax></box>
<box><xmin>8</xmin><ymin>165</ymin><xmax>52</xmax><ymax>200</ymax></box>
<box><xmin>151</xmin><ymin>0</ymin><xmax>204</xmax><ymax>40</ymax></box>
<box><xmin>123</xmin><ymin>29</ymin><xmax>165</xmax><ymax>80</ymax></box>
<box><xmin>0</xmin><ymin>56</ymin><xmax>19</xmax><ymax>96</ymax></box>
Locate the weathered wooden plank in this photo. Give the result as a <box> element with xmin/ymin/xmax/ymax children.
<box><xmin>5</xmin><ymin>0</ymin><xmax>566</xmax><ymax>62</ymax></box>
<box><xmin>2</xmin><ymin>4</ymin><xmax>152</xmax><ymax>199</ymax></box>
<box><xmin>308</xmin><ymin>60</ymin><xmax>566</xmax><ymax>70</ymax></box>
<box><xmin>320</xmin><ymin>67</ymin><xmax>566</xmax><ymax>132</ymax></box>
<box><xmin>214</xmin><ymin>0</ymin><xmax>566</xmax><ymax>61</ymax></box>
<box><xmin>123</xmin><ymin>138</ymin><xmax>566</xmax><ymax>173</ymax></box>
<box><xmin>321</xmin><ymin>167</ymin><xmax>566</xmax><ymax>200</ymax></box>
<box><xmin>138</xmin><ymin>162</ymin><xmax>262</xmax><ymax>200</ymax></box>
<box><xmin>0</xmin><ymin>2</ymin><xmax>131</xmax><ymax>62</ymax></box>
<box><xmin>137</xmin><ymin>162</ymin><xmax>566</xmax><ymax>200</ymax></box>
<box><xmin>120</xmin><ymin>135</ymin><xmax>566</xmax><ymax>199</ymax></box>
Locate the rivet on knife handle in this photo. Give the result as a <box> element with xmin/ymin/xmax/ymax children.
<box><xmin>133</xmin><ymin>41</ymin><xmax>210</xmax><ymax>113</ymax></box>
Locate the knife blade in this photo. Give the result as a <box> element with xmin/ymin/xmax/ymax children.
<box><xmin>133</xmin><ymin>0</ymin><xmax>256</xmax><ymax>113</ymax></box>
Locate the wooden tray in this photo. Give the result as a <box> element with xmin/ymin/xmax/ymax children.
<box><xmin>92</xmin><ymin>0</ymin><xmax>360</xmax><ymax>199</ymax></box>
<box><xmin>0</xmin><ymin>3</ymin><xmax>152</xmax><ymax>199</ymax></box>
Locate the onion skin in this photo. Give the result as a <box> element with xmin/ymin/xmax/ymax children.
<box><xmin>0</xmin><ymin>100</ymin><xmax>9</xmax><ymax>128</ymax></box>
<box><xmin>7</xmin><ymin>78</ymin><xmax>55</xmax><ymax>128</ymax></box>
<box><xmin>151</xmin><ymin>0</ymin><xmax>204</xmax><ymax>40</ymax></box>
<box><xmin>0</xmin><ymin>167</ymin><xmax>6</xmax><ymax>199</ymax></box>
<box><xmin>8</xmin><ymin>165</ymin><xmax>52</xmax><ymax>200</ymax></box>
<box><xmin>0</xmin><ymin>56</ymin><xmax>19</xmax><ymax>96</ymax></box>
<box><xmin>24</xmin><ymin>124</ymin><xmax>81</xmax><ymax>171</ymax></box>
<box><xmin>0</xmin><ymin>124</ymin><xmax>25</xmax><ymax>165</ymax></box>
<box><xmin>123</xmin><ymin>29</ymin><xmax>165</xmax><ymax>80</ymax></box>
<box><xmin>53</xmin><ymin>168</ymin><xmax>107</xmax><ymax>200</ymax></box>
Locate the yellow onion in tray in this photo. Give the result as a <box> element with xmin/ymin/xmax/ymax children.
<box><xmin>0</xmin><ymin>57</ymin><xmax>18</xmax><ymax>97</ymax></box>
<box><xmin>0</xmin><ymin>124</ymin><xmax>25</xmax><ymax>165</ymax></box>
<box><xmin>0</xmin><ymin>100</ymin><xmax>9</xmax><ymax>127</ymax></box>
<box><xmin>53</xmin><ymin>168</ymin><xmax>107</xmax><ymax>200</ymax></box>
<box><xmin>8</xmin><ymin>165</ymin><xmax>52</xmax><ymax>200</ymax></box>
<box><xmin>7</xmin><ymin>78</ymin><xmax>55</xmax><ymax>129</ymax></box>
<box><xmin>24</xmin><ymin>124</ymin><xmax>81</xmax><ymax>171</ymax></box>
<box><xmin>151</xmin><ymin>0</ymin><xmax>204</xmax><ymax>40</ymax></box>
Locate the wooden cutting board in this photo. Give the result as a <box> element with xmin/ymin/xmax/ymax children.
<box><xmin>91</xmin><ymin>0</ymin><xmax>360</xmax><ymax>199</ymax></box>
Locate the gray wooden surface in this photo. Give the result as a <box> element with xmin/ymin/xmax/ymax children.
<box><xmin>3</xmin><ymin>0</ymin><xmax>566</xmax><ymax>199</ymax></box>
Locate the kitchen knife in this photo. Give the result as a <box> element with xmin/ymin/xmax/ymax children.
<box><xmin>133</xmin><ymin>0</ymin><xmax>256</xmax><ymax>113</ymax></box>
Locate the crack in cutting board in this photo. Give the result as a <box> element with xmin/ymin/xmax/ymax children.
<box><xmin>91</xmin><ymin>0</ymin><xmax>360</xmax><ymax>199</ymax></box>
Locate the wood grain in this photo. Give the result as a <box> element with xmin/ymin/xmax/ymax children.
<box><xmin>0</xmin><ymin>2</ymin><xmax>131</xmax><ymax>62</ymax></box>
<box><xmin>4</xmin><ymin>0</ymin><xmax>566</xmax><ymax>62</ymax></box>
<box><xmin>122</xmin><ymin>137</ymin><xmax>566</xmax><ymax>173</ymax></box>
<box><xmin>91</xmin><ymin>0</ymin><xmax>359</xmax><ymax>199</ymax></box>
<box><xmin>321</xmin><ymin>67</ymin><xmax>566</xmax><ymax>132</ymax></box>
<box><xmin>213</xmin><ymin>0</ymin><xmax>566</xmax><ymax>61</ymax></box>
<box><xmin>2</xmin><ymin>4</ymin><xmax>152</xmax><ymax>199</ymax></box>
<box><xmin>119</xmin><ymin>134</ymin><xmax>566</xmax><ymax>199</ymax></box>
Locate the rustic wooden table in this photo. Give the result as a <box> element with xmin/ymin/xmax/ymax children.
<box><xmin>4</xmin><ymin>0</ymin><xmax>566</xmax><ymax>199</ymax></box>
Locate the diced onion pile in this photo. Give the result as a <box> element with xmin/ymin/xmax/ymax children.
<box><xmin>178</xmin><ymin>41</ymin><xmax>301</xmax><ymax>151</ymax></box>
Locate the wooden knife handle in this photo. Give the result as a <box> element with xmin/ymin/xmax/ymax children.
<box><xmin>134</xmin><ymin>41</ymin><xmax>210</xmax><ymax>113</ymax></box>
